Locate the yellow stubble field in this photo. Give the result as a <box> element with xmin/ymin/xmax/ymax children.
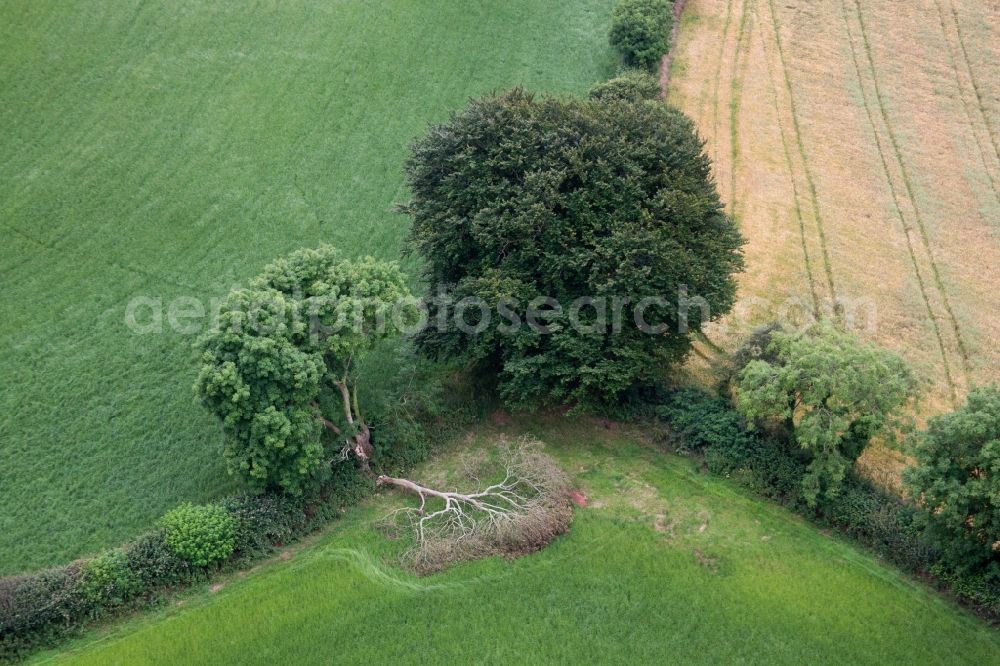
<box><xmin>670</xmin><ymin>0</ymin><xmax>1000</xmax><ymax>422</ymax></box>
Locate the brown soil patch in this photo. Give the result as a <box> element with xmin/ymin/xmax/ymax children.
<box><xmin>654</xmin><ymin>513</ymin><xmax>668</xmax><ymax>532</ymax></box>
<box><xmin>693</xmin><ymin>548</ymin><xmax>721</xmax><ymax>573</ymax></box>
<box><xmin>490</xmin><ymin>409</ymin><xmax>512</xmax><ymax>427</ymax></box>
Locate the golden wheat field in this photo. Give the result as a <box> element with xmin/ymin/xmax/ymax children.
<box><xmin>670</xmin><ymin>0</ymin><xmax>999</xmax><ymax>418</ymax></box>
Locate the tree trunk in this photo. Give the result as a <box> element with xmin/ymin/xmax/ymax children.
<box><xmin>350</xmin><ymin>424</ymin><xmax>373</xmax><ymax>470</ymax></box>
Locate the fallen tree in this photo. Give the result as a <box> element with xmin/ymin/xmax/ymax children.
<box><xmin>378</xmin><ymin>439</ymin><xmax>572</xmax><ymax>574</ymax></box>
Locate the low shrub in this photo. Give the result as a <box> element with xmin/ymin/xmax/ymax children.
<box><xmin>820</xmin><ymin>478</ymin><xmax>935</xmax><ymax>573</ymax></box>
<box><xmin>122</xmin><ymin>530</ymin><xmax>192</xmax><ymax>589</ymax></box>
<box><xmin>221</xmin><ymin>493</ymin><xmax>308</xmax><ymax>563</ymax></box>
<box><xmin>653</xmin><ymin>386</ymin><xmax>807</xmax><ymax>504</ymax></box>
<box><xmin>0</xmin><ymin>564</ymin><xmax>85</xmax><ymax>660</ymax></box>
<box><xmin>588</xmin><ymin>69</ymin><xmax>661</xmax><ymax>102</ymax></box>
<box><xmin>654</xmin><ymin>387</ymin><xmax>753</xmax><ymax>454</ymax></box>
<box><xmin>931</xmin><ymin>565</ymin><xmax>1000</xmax><ymax>618</ymax></box>
<box><xmin>609</xmin><ymin>0</ymin><xmax>673</xmax><ymax>70</ymax></box>
<box><xmin>78</xmin><ymin>550</ymin><xmax>141</xmax><ymax>611</ymax></box>
<box><xmin>159</xmin><ymin>503</ymin><xmax>237</xmax><ymax>568</ymax></box>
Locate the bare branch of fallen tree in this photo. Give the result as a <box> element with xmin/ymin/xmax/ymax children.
<box><xmin>377</xmin><ymin>438</ymin><xmax>572</xmax><ymax>574</ymax></box>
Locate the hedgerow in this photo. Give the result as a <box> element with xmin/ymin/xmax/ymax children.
<box><xmin>0</xmin><ymin>357</ymin><xmax>470</xmax><ymax>663</ymax></box>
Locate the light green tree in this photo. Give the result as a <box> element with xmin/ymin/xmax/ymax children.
<box><xmin>194</xmin><ymin>245</ymin><xmax>411</xmax><ymax>494</ymax></box>
<box><xmin>736</xmin><ymin>324</ymin><xmax>917</xmax><ymax>505</ymax></box>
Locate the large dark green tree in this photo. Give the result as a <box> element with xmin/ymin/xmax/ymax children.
<box><xmin>905</xmin><ymin>386</ymin><xmax>1000</xmax><ymax>579</ymax></box>
<box><xmin>194</xmin><ymin>245</ymin><xmax>411</xmax><ymax>494</ymax></box>
<box><xmin>401</xmin><ymin>89</ymin><xmax>744</xmax><ymax>409</ymax></box>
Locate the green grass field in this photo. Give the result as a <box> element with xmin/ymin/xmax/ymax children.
<box><xmin>0</xmin><ymin>0</ymin><xmax>617</xmax><ymax>575</ymax></box>
<box><xmin>35</xmin><ymin>420</ymin><xmax>1000</xmax><ymax>665</ymax></box>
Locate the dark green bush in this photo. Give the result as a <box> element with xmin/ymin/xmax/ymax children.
<box><xmin>652</xmin><ymin>386</ymin><xmax>807</xmax><ymax>504</ymax></box>
<box><xmin>159</xmin><ymin>503</ymin><xmax>237</xmax><ymax>568</ymax></box>
<box><xmin>221</xmin><ymin>494</ymin><xmax>308</xmax><ymax>563</ymax></box>
<box><xmin>588</xmin><ymin>69</ymin><xmax>661</xmax><ymax>102</ymax></box>
<box><xmin>609</xmin><ymin>0</ymin><xmax>673</xmax><ymax>70</ymax></box>
<box><xmin>0</xmin><ymin>565</ymin><xmax>85</xmax><ymax>661</ymax></box>
<box><xmin>930</xmin><ymin>565</ymin><xmax>1000</xmax><ymax>618</ymax></box>
<box><xmin>820</xmin><ymin>478</ymin><xmax>935</xmax><ymax>573</ymax></box>
<box><xmin>123</xmin><ymin>530</ymin><xmax>192</xmax><ymax>589</ymax></box>
<box><xmin>904</xmin><ymin>385</ymin><xmax>1000</xmax><ymax>581</ymax></box>
<box><xmin>655</xmin><ymin>387</ymin><xmax>753</xmax><ymax>454</ymax></box>
<box><xmin>723</xmin><ymin>441</ymin><xmax>808</xmax><ymax>507</ymax></box>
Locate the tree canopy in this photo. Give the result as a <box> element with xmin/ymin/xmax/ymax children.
<box><xmin>905</xmin><ymin>385</ymin><xmax>1000</xmax><ymax>578</ymax></box>
<box><xmin>402</xmin><ymin>88</ymin><xmax>744</xmax><ymax>409</ymax></box>
<box><xmin>609</xmin><ymin>0</ymin><xmax>673</xmax><ymax>71</ymax></box>
<box><xmin>194</xmin><ymin>245</ymin><xmax>411</xmax><ymax>494</ymax></box>
<box><xmin>736</xmin><ymin>324</ymin><xmax>917</xmax><ymax>505</ymax></box>
<box><xmin>588</xmin><ymin>69</ymin><xmax>661</xmax><ymax>102</ymax></box>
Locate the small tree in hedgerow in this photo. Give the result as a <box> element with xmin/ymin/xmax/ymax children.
<box><xmin>401</xmin><ymin>88</ymin><xmax>744</xmax><ymax>410</ymax></box>
<box><xmin>194</xmin><ymin>245</ymin><xmax>411</xmax><ymax>495</ymax></box>
<box><xmin>904</xmin><ymin>386</ymin><xmax>1000</xmax><ymax>580</ymax></box>
<box><xmin>588</xmin><ymin>69</ymin><xmax>661</xmax><ymax>103</ymax></box>
<box><xmin>609</xmin><ymin>0</ymin><xmax>673</xmax><ymax>71</ymax></box>
<box><xmin>735</xmin><ymin>323</ymin><xmax>917</xmax><ymax>506</ymax></box>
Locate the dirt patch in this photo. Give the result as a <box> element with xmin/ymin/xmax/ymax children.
<box><xmin>693</xmin><ymin>548</ymin><xmax>721</xmax><ymax>573</ymax></box>
<box><xmin>490</xmin><ymin>409</ymin><xmax>512</xmax><ymax>427</ymax></box>
<box><xmin>654</xmin><ymin>513</ymin><xmax>669</xmax><ymax>533</ymax></box>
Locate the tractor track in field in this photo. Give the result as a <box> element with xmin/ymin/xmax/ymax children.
<box><xmin>752</xmin><ymin>0</ymin><xmax>820</xmax><ymax>317</ymax></box>
<box><xmin>946</xmin><ymin>1</ymin><xmax>1000</xmax><ymax>172</ymax></box>
<box><xmin>727</xmin><ymin>0</ymin><xmax>752</xmax><ymax>214</ymax></box>
<box><xmin>931</xmin><ymin>0</ymin><xmax>1000</xmax><ymax>207</ymax></box>
<box><xmin>703</xmin><ymin>0</ymin><xmax>735</xmax><ymax>167</ymax></box>
<box><xmin>762</xmin><ymin>0</ymin><xmax>838</xmax><ymax>313</ymax></box>
<box><xmin>850</xmin><ymin>0</ymin><xmax>973</xmax><ymax>384</ymax></box>
<box><xmin>840</xmin><ymin>0</ymin><xmax>968</xmax><ymax>402</ymax></box>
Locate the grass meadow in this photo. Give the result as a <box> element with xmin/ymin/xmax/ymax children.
<box><xmin>0</xmin><ymin>0</ymin><xmax>617</xmax><ymax>575</ymax></box>
<box><xmin>35</xmin><ymin>420</ymin><xmax>1000</xmax><ymax>665</ymax></box>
